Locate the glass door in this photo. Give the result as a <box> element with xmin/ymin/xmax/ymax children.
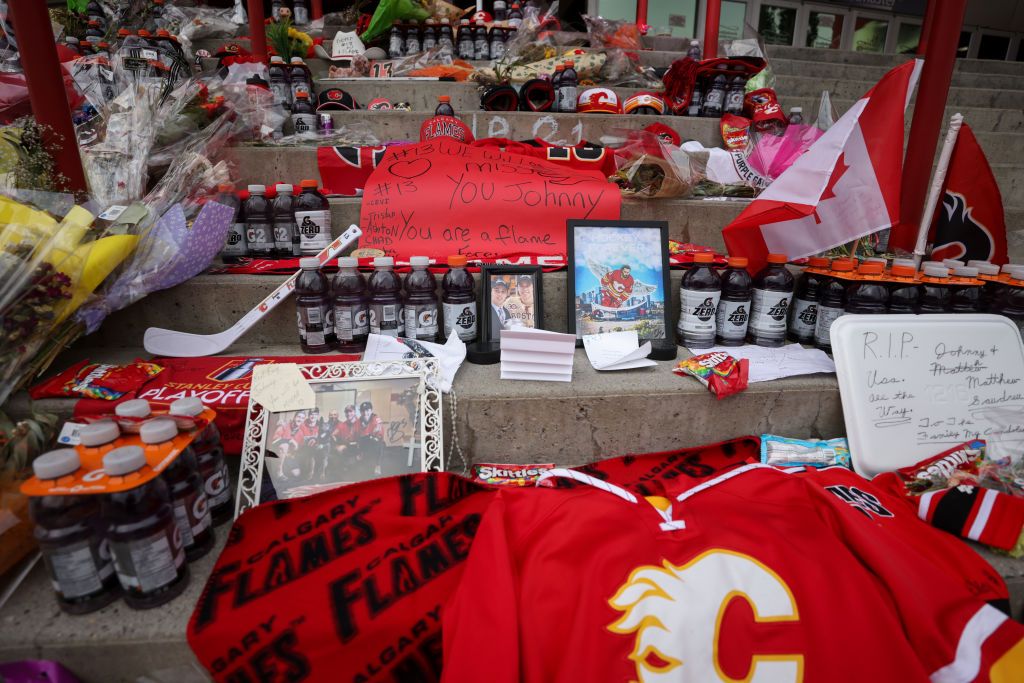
<box><xmin>892</xmin><ymin>18</ymin><xmax>921</xmax><ymax>55</ymax></box>
<box><xmin>850</xmin><ymin>12</ymin><xmax>889</xmax><ymax>53</ymax></box>
<box><xmin>804</xmin><ymin>5</ymin><xmax>846</xmax><ymax>50</ymax></box>
<box><xmin>757</xmin><ymin>1</ymin><xmax>799</xmax><ymax>46</ymax></box>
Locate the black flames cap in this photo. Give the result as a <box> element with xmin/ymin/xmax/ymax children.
<box><xmin>316</xmin><ymin>88</ymin><xmax>359</xmax><ymax>111</ymax></box>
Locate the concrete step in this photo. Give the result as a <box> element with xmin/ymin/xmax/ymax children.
<box><xmin>765</xmin><ymin>45</ymin><xmax>1024</xmax><ymax>77</ymax></box>
<box><xmin>769</xmin><ymin>57</ymin><xmax>1024</xmax><ymax>92</ymax></box>
<box><xmin>772</xmin><ymin>74</ymin><xmax>1024</xmax><ymax>110</ymax></box>
<box><xmin>782</xmin><ymin>96</ymin><xmax>1024</xmax><ymax>133</ymax></box>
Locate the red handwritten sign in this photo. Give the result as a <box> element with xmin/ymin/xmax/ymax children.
<box><xmin>358</xmin><ymin>139</ymin><xmax>622</xmax><ymax>266</ymax></box>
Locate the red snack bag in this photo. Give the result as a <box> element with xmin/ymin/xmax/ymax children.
<box><xmin>892</xmin><ymin>439</ymin><xmax>985</xmax><ymax>492</ymax></box>
<box><xmin>472</xmin><ymin>463</ymin><xmax>555</xmax><ymax>486</ymax></box>
<box><xmin>30</xmin><ymin>360</ymin><xmax>164</xmax><ymax>401</ymax></box>
<box><xmin>673</xmin><ymin>352</ymin><xmax>749</xmax><ymax>399</ymax></box>
<box><xmin>720</xmin><ymin>113</ymin><xmax>751</xmax><ymax>150</ymax></box>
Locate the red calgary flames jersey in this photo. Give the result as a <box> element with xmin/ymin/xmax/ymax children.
<box><xmin>442</xmin><ymin>464</ymin><xmax>1024</xmax><ymax>683</ymax></box>
<box><xmin>471</xmin><ymin>138</ymin><xmax>618</xmax><ymax>179</ymax></box>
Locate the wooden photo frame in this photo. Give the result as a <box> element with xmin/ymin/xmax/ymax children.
<box><xmin>566</xmin><ymin>220</ymin><xmax>673</xmax><ymax>346</ymax></box>
<box><xmin>479</xmin><ymin>264</ymin><xmax>545</xmax><ymax>344</ymax></box>
<box><xmin>235</xmin><ymin>359</ymin><xmax>443</xmax><ymax>517</ymax></box>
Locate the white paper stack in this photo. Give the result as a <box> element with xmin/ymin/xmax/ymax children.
<box><xmin>500</xmin><ymin>328</ymin><xmax>576</xmax><ymax>382</ymax></box>
<box><xmin>582</xmin><ymin>331</ymin><xmax>657</xmax><ymax>371</ymax></box>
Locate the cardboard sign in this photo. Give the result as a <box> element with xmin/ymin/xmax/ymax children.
<box><xmin>358</xmin><ymin>139</ymin><xmax>622</xmax><ymax>266</ymax></box>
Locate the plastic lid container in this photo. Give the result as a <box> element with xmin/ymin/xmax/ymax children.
<box><xmin>831</xmin><ymin>259</ymin><xmax>855</xmax><ymax>272</ymax></box>
<box><xmin>766</xmin><ymin>254</ymin><xmax>788</xmax><ymax>264</ymax></box>
<box><xmin>727</xmin><ymin>256</ymin><xmax>748</xmax><ymax>268</ymax></box>
<box><xmin>275</xmin><ymin>183</ymin><xmax>293</xmax><ymax>194</ymax></box>
<box><xmin>373</xmin><ymin>256</ymin><xmax>395</xmax><ymax>267</ymax></box>
<box><xmin>922</xmin><ymin>264</ymin><xmax>950</xmax><ymax>278</ymax></box>
<box><xmin>103</xmin><ymin>446</ymin><xmax>146</xmax><ymax>476</ymax></box>
<box><xmin>448</xmin><ymin>255</ymin><xmax>467</xmax><ymax>267</ymax></box>
<box><xmin>692</xmin><ymin>253</ymin><xmax>714</xmax><ymax>264</ymax></box>
<box><xmin>169</xmin><ymin>396</ymin><xmax>204</xmax><ymax>418</ymax></box>
<box><xmin>807</xmin><ymin>256</ymin><xmax>829</xmax><ymax>268</ymax></box>
<box><xmin>80</xmin><ymin>420</ymin><xmax>120</xmax><ymax>447</ymax></box>
<box><xmin>300</xmin><ymin>179</ymin><xmax>318</xmax><ymax>188</ymax></box>
<box><xmin>115</xmin><ymin>399</ymin><xmax>151</xmax><ymax>418</ymax></box>
<box><xmin>892</xmin><ymin>258</ymin><xmax>917</xmax><ymax>269</ymax></box>
<box><xmin>248</xmin><ymin>184</ymin><xmax>265</xmax><ymax>193</ymax></box>
<box><xmin>33</xmin><ymin>449</ymin><xmax>81</xmax><ymax>480</ymax></box>
<box><xmin>976</xmin><ymin>263</ymin><xmax>1000</xmax><ymax>276</ymax></box>
<box><xmin>300</xmin><ymin>257</ymin><xmax>321</xmax><ymax>269</ymax></box>
<box><xmin>891</xmin><ymin>264</ymin><xmax>916</xmax><ymax>278</ymax></box>
<box><xmin>338</xmin><ymin>256</ymin><xmax>358</xmax><ymax>268</ymax></box>
<box><xmin>952</xmin><ymin>265</ymin><xmax>979</xmax><ymax>278</ymax></box>
<box><xmin>140</xmin><ymin>418</ymin><xmax>178</xmax><ymax>444</ymax></box>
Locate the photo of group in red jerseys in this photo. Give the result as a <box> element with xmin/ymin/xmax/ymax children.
<box><xmin>264</xmin><ymin>377</ymin><xmax>422</xmax><ymax>498</ymax></box>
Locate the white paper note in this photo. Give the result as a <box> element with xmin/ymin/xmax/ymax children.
<box><xmin>689</xmin><ymin>344</ymin><xmax>836</xmax><ymax>383</ymax></box>
<box><xmin>251</xmin><ymin>363</ymin><xmax>316</xmax><ymax>412</ymax></box>
<box><xmin>500</xmin><ymin>328</ymin><xmax>575</xmax><ymax>382</ymax></box>
<box><xmin>362</xmin><ymin>333</ymin><xmax>466</xmax><ymax>392</ymax></box>
<box><xmin>583</xmin><ymin>331</ymin><xmax>657</xmax><ymax>371</ymax></box>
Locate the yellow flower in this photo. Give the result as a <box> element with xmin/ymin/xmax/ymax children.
<box><xmin>288</xmin><ymin>27</ymin><xmax>312</xmax><ymax>47</ymax></box>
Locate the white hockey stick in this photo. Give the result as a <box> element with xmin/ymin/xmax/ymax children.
<box><xmin>143</xmin><ymin>225</ymin><xmax>363</xmax><ymax>358</ymax></box>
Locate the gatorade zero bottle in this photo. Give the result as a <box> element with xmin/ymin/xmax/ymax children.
<box><xmin>142</xmin><ymin>419</ymin><xmax>213</xmax><ymax>562</ymax></box>
<box><xmin>950</xmin><ymin>265</ymin><xmax>983</xmax><ymax>313</ymax></box>
<box><xmin>888</xmin><ymin>263</ymin><xmax>920</xmax><ymax>314</ymax></box>
<box><xmin>369</xmin><ymin>256</ymin><xmax>404</xmax><ymax>338</ymax></box>
<box><xmin>845</xmin><ymin>262</ymin><xmax>889</xmax><ymax>314</ymax></box>
<box><xmin>295</xmin><ymin>179</ymin><xmax>332</xmax><ymax>256</ymax></box>
<box><xmin>333</xmin><ymin>256</ymin><xmax>370</xmax><ymax>352</ymax></box>
<box><xmin>169</xmin><ymin>397</ymin><xmax>232</xmax><ymax>526</ymax></box>
<box><xmin>919</xmin><ymin>264</ymin><xmax>953</xmax><ymax>313</ymax></box>
<box><xmin>404</xmin><ymin>256</ymin><xmax>439</xmax><ymax>342</ymax></box>
<box><xmin>747</xmin><ymin>254</ymin><xmax>794</xmax><ymax>347</ymax></box>
<box><xmin>715</xmin><ymin>256</ymin><xmax>751</xmax><ymax>346</ymax></box>
<box><xmin>295</xmin><ymin>257</ymin><xmax>334</xmax><ymax>352</ymax></box>
<box><xmin>443</xmin><ymin>255</ymin><xmax>478</xmax><ymax>342</ymax></box>
<box><xmin>788</xmin><ymin>256</ymin><xmax>829</xmax><ymax>343</ymax></box>
<box><xmin>244</xmin><ymin>185</ymin><xmax>274</xmax><ymax>258</ymax></box>
<box><xmin>217</xmin><ymin>184</ymin><xmax>246</xmax><ymax>263</ymax></box>
<box><xmin>102</xmin><ymin>445</ymin><xmax>189</xmax><ymax>609</ymax></box>
<box><xmin>677</xmin><ymin>253</ymin><xmax>721</xmax><ymax>349</ymax></box>
<box><xmin>31</xmin><ymin>449</ymin><xmax>119</xmax><ymax>614</ymax></box>
<box><xmin>813</xmin><ymin>258</ymin><xmax>853</xmax><ymax>353</ymax></box>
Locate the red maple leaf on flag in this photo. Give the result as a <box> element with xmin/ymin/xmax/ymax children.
<box><xmin>812</xmin><ymin>153</ymin><xmax>849</xmax><ymax>224</ymax></box>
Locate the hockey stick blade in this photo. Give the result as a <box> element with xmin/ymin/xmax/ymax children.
<box><xmin>144</xmin><ymin>225</ymin><xmax>363</xmax><ymax>357</ymax></box>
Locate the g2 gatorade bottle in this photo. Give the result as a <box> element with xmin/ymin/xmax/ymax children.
<box><xmin>272</xmin><ymin>183</ymin><xmax>298</xmax><ymax>258</ymax></box>
<box><xmin>169</xmin><ymin>397</ymin><xmax>232</xmax><ymax>526</ymax></box>
<box><xmin>919</xmin><ymin>263</ymin><xmax>953</xmax><ymax>313</ymax></box>
<box><xmin>102</xmin><ymin>445</ymin><xmax>189</xmax><ymax>609</ymax></box>
<box><xmin>333</xmin><ymin>256</ymin><xmax>369</xmax><ymax>352</ymax></box>
<box><xmin>142</xmin><ymin>418</ymin><xmax>213</xmax><ymax>562</ymax></box>
<box><xmin>442</xmin><ymin>255</ymin><xmax>477</xmax><ymax>342</ymax></box>
<box><xmin>268</xmin><ymin>55</ymin><xmax>291</xmax><ymax>110</ymax></box>
<box><xmin>404</xmin><ymin>256</ymin><xmax>439</xmax><ymax>342</ymax></box>
<box><xmin>788</xmin><ymin>256</ymin><xmax>830</xmax><ymax>343</ymax></box>
<box><xmin>369</xmin><ymin>256</ymin><xmax>404</xmax><ymax>338</ymax></box>
<box><xmin>813</xmin><ymin>258</ymin><xmax>853</xmax><ymax>353</ymax></box>
<box><xmin>975</xmin><ymin>262</ymin><xmax>1002</xmax><ymax>311</ymax></box>
<box><xmin>244</xmin><ymin>185</ymin><xmax>274</xmax><ymax>258</ymax></box>
<box><xmin>715</xmin><ymin>256</ymin><xmax>751</xmax><ymax>346</ymax></box>
<box><xmin>435</xmin><ymin>95</ymin><xmax>455</xmax><ymax>117</ymax></box>
<box><xmin>845</xmin><ymin>262</ymin><xmax>889</xmax><ymax>314</ymax></box>
<box><xmin>950</xmin><ymin>265</ymin><xmax>983</xmax><ymax>313</ymax></box>
<box><xmin>888</xmin><ymin>263</ymin><xmax>920</xmax><ymax>314</ymax></box>
<box><xmin>295</xmin><ymin>257</ymin><xmax>334</xmax><ymax>352</ymax></box>
<box><xmin>31</xmin><ymin>449</ymin><xmax>119</xmax><ymax>614</ymax></box>
<box><xmin>295</xmin><ymin>179</ymin><xmax>332</xmax><ymax>256</ymax></box>
<box><xmin>216</xmin><ymin>184</ymin><xmax>246</xmax><ymax>263</ymax></box>
<box><xmin>677</xmin><ymin>253</ymin><xmax>720</xmax><ymax>349</ymax></box>
<box><xmin>747</xmin><ymin>254</ymin><xmax>794</xmax><ymax>347</ymax></box>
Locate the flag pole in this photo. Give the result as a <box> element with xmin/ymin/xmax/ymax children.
<box><xmin>913</xmin><ymin>113</ymin><xmax>963</xmax><ymax>265</ymax></box>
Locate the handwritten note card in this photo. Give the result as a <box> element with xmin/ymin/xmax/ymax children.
<box><xmin>831</xmin><ymin>314</ymin><xmax>1024</xmax><ymax>477</ymax></box>
<box><xmin>251</xmin><ymin>363</ymin><xmax>316</xmax><ymax>413</ymax></box>
<box><xmin>358</xmin><ymin>139</ymin><xmax>621</xmax><ymax>265</ymax></box>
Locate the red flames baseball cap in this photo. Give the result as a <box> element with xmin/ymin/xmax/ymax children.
<box><xmin>577</xmin><ymin>88</ymin><xmax>621</xmax><ymax>114</ymax></box>
<box><xmin>419</xmin><ymin>115</ymin><xmax>474</xmax><ymax>143</ymax></box>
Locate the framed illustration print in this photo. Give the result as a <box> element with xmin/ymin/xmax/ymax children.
<box><xmin>566</xmin><ymin>220</ymin><xmax>673</xmax><ymax>347</ymax></box>
<box><xmin>235</xmin><ymin>358</ymin><xmax>442</xmax><ymax>516</ymax></box>
<box><xmin>468</xmin><ymin>265</ymin><xmax>544</xmax><ymax>364</ymax></box>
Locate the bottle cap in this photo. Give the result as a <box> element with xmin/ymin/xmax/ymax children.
<box><xmin>270</xmin><ymin>55</ymin><xmax>285</xmax><ymax>62</ymax></box>
<box><xmin>295</xmin><ymin>91</ymin><xmax>310</xmax><ymax>100</ymax></box>
<box><xmin>890</xmin><ymin>264</ymin><xmax>916</xmax><ymax>278</ymax></box>
<box><xmin>831</xmin><ymin>259</ymin><xmax>855</xmax><ymax>272</ymax></box>
<box><xmin>290</xmin><ymin>56</ymin><xmax>303</xmax><ymax>63</ymax></box>
<box><xmin>976</xmin><ymin>263</ymin><xmax>1000</xmax><ymax>276</ymax></box>
<box><xmin>438</xmin><ymin>95</ymin><xmax>451</xmax><ymax>103</ymax></box>
<box><xmin>169</xmin><ymin>396</ymin><xmax>204</xmax><ymax>417</ymax></box>
<box><xmin>33</xmin><ymin>449</ymin><xmax>81</xmax><ymax>480</ymax></box>
<box><xmin>1006</xmin><ymin>265</ymin><xmax>1024</xmax><ymax>279</ymax></box>
<box><xmin>791</xmin><ymin>106</ymin><xmax>802</xmax><ymax>113</ymax></box>
<box><xmin>338</xmin><ymin>256</ymin><xmax>358</xmax><ymax>268</ymax></box>
<box><xmin>922</xmin><ymin>264</ymin><xmax>950</xmax><ymax>278</ymax></box>
<box><xmin>892</xmin><ymin>258</ymin><xmax>917</xmax><ymax>269</ymax></box>
<box><xmin>300</xmin><ymin>179</ymin><xmax>318</xmax><ymax>188</ymax></box>
<box><xmin>410</xmin><ymin>256</ymin><xmax>430</xmax><ymax>267</ymax></box>
<box><xmin>117</xmin><ymin>29</ymin><xmax>130</xmax><ymax>36</ymax></box>
<box><xmin>692</xmin><ymin>253</ymin><xmax>714</xmax><ymax>264</ymax></box>
<box><xmin>690</xmin><ymin>40</ymin><xmax>699</xmax><ymax>46</ymax></box>
<box><xmin>1001</xmin><ymin>263</ymin><xmax>1023</xmax><ymax>274</ymax></box>
<box><xmin>922</xmin><ymin>260</ymin><xmax>944</xmax><ymax>269</ymax></box>
<box><xmin>300</xmin><ymin>257</ymin><xmax>321</xmax><ymax>269</ymax></box>
<box><xmin>448</xmin><ymin>254</ymin><xmax>468</xmax><ymax>267</ymax></box>
<box><xmin>373</xmin><ymin>256</ymin><xmax>395</xmax><ymax>267</ymax></box>
<box><xmin>807</xmin><ymin>256</ymin><xmax>829</xmax><ymax>268</ymax></box>
<box><xmin>726</xmin><ymin>256</ymin><xmax>748</xmax><ymax>268</ymax></box>
<box><xmin>217</xmin><ymin>183</ymin><xmax>234</xmax><ymax>193</ymax></box>
<box><xmin>766</xmin><ymin>253</ymin><xmax>788</xmax><ymax>264</ymax></box>
<box><xmin>442</xmin><ymin>18</ymin><xmax>451</xmax><ymax>23</ymax></box>
<box><xmin>115</xmin><ymin>399</ymin><xmax>152</xmax><ymax>418</ymax></box>
<box><xmin>857</xmin><ymin>262</ymin><xmax>884</xmax><ymax>275</ymax></box>
<box><xmin>156</xmin><ymin>29</ymin><xmax>171</xmax><ymax>37</ymax></box>
<box><xmin>103</xmin><ymin>446</ymin><xmax>146</xmax><ymax>476</ymax></box>
<box><xmin>137</xmin><ymin>29</ymin><xmax>151</xmax><ymax>37</ymax></box>
<box><xmin>248</xmin><ymin>184</ymin><xmax>266</xmax><ymax>193</ymax></box>
<box><xmin>952</xmin><ymin>265</ymin><xmax>979</xmax><ymax>278</ymax></box>
<box><xmin>275</xmin><ymin>183</ymin><xmax>293</xmax><ymax>193</ymax></box>
<box><xmin>80</xmin><ymin>420</ymin><xmax>120</xmax><ymax>447</ymax></box>
<box><xmin>864</xmin><ymin>257</ymin><xmax>887</xmax><ymax>265</ymax></box>
<box><xmin>410</xmin><ymin>19</ymin><xmax>419</xmax><ymax>24</ymax></box>
<box><xmin>140</xmin><ymin>418</ymin><xmax>178</xmax><ymax>444</ymax></box>
<box><xmin>967</xmin><ymin>260</ymin><xmax>991</xmax><ymax>268</ymax></box>
<box><xmin>942</xmin><ymin>259</ymin><xmax>964</xmax><ymax>269</ymax></box>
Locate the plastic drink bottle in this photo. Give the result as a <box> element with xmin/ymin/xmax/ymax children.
<box><xmin>552</xmin><ymin>65</ymin><xmax>564</xmax><ymax>112</ymax></box>
<box><xmin>442</xmin><ymin>255</ymin><xmax>478</xmax><ymax>342</ymax></box>
<box><xmin>294</xmin><ymin>179</ymin><xmax>332</xmax><ymax>255</ymax></box>
<box><xmin>142</xmin><ymin>419</ymin><xmax>213</xmax><ymax>562</ymax></box>
<box><xmin>494</xmin><ymin>0</ymin><xmax>508</xmax><ymax>21</ymax></box>
<box><xmin>102</xmin><ymin>445</ymin><xmax>189</xmax><ymax>609</ymax></box>
<box><xmin>747</xmin><ymin>254</ymin><xmax>794</xmax><ymax>347</ymax></box>
<box><xmin>814</xmin><ymin>259</ymin><xmax>853</xmax><ymax>353</ymax></box>
<box><xmin>422</xmin><ymin>19</ymin><xmax>438</xmax><ymax>51</ymax></box>
<box><xmin>788</xmin><ymin>256</ymin><xmax>829</xmax><ymax>343</ymax></box>
<box><xmin>887</xmin><ymin>264</ymin><xmax>920</xmax><ymax>314</ymax></box>
<box><xmin>949</xmin><ymin>265</ymin><xmax>983</xmax><ymax>312</ymax></box>
<box><xmin>295</xmin><ymin>257</ymin><xmax>335</xmax><ymax>352</ymax></box>
<box><xmin>368</xmin><ymin>256</ymin><xmax>405</xmax><ymax>337</ymax></box>
<box><xmin>457</xmin><ymin>19</ymin><xmax>474</xmax><ymax>60</ymax></box>
<box><xmin>788</xmin><ymin>107</ymin><xmax>803</xmax><ymax>125</ymax></box>
<box><xmin>268</xmin><ymin>55</ymin><xmax>291</xmax><ymax>110</ymax></box>
<box><xmin>473</xmin><ymin>21</ymin><xmax>489</xmax><ymax>60</ymax></box>
<box><xmin>406</xmin><ymin>19</ymin><xmax>422</xmax><ymax>54</ymax></box>
<box><xmin>724</xmin><ymin>74</ymin><xmax>746</xmax><ymax>116</ymax></box>
<box><xmin>403</xmin><ymin>256</ymin><xmax>440</xmax><ymax>342</ymax></box>
<box><xmin>389</xmin><ymin>20</ymin><xmax>405</xmax><ymax>58</ymax></box>
<box><xmin>687</xmin><ymin>40</ymin><xmax>701</xmax><ymax>60</ymax></box>
<box><xmin>677</xmin><ymin>253</ymin><xmax>721</xmax><ymax>349</ymax></box>
<box><xmin>31</xmin><ymin>449</ymin><xmax>119</xmax><ymax>614</ymax></box>
<box><xmin>996</xmin><ymin>272</ymin><xmax>1024</xmax><ymax>333</ymax></box>
<box><xmin>845</xmin><ymin>262</ymin><xmax>889</xmax><ymax>314</ymax></box>
<box><xmin>293</xmin><ymin>0</ymin><xmax>310</xmax><ymax>25</ymax></box>
<box><xmin>687</xmin><ymin>82</ymin><xmax>702</xmax><ymax>117</ymax></box>
<box><xmin>974</xmin><ymin>262</ymin><xmax>1002</xmax><ymax>311</ymax></box>
<box><xmin>715</xmin><ymin>256</ymin><xmax>751</xmax><ymax>346</ymax></box>
<box><xmin>288</xmin><ymin>57</ymin><xmax>312</xmax><ymax>102</ymax></box>
<box><xmin>332</xmin><ymin>256</ymin><xmax>369</xmax><ymax>352</ymax></box>
<box><xmin>702</xmin><ymin>73</ymin><xmax>727</xmax><ymax>117</ymax></box>
<box><xmin>214</xmin><ymin>184</ymin><xmax>245</xmax><ymax>263</ymax></box>
<box><xmin>559</xmin><ymin>61</ymin><xmax>578</xmax><ymax>113</ymax></box>
<box><xmin>919</xmin><ymin>264</ymin><xmax>953</xmax><ymax>313</ymax></box>
<box><xmin>508</xmin><ymin>2</ymin><xmax>523</xmax><ymax>27</ymax></box>
<box><xmin>490</xmin><ymin>22</ymin><xmax>507</xmax><ymax>60</ymax></box>
<box><xmin>438</xmin><ymin>18</ymin><xmax>454</xmax><ymax>55</ymax></box>
<box><xmin>435</xmin><ymin>95</ymin><xmax>455</xmax><ymax>116</ymax></box>
<box><xmin>168</xmin><ymin>397</ymin><xmax>232</xmax><ymax>526</ymax></box>
<box><xmin>272</xmin><ymin>183</ymin><xmax>298</xmax><ymax>258</ymax></box>
<box><xmin>291</xmin><ymin>91</ymin><xmax>316</xmax><ymax>137</ymax></box>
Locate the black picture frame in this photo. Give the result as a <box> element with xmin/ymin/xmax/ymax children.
<box><xmin>566</xmin><ymin>219</ymin><xmax>674</xmax><ymax>351</ymax></box>
<box><xmin>479</xmin><ymin>264</ymin><xmax>545</xmax><ymax>344</ymax></box>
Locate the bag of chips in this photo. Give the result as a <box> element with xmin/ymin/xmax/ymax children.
<box><xmin>673</xmin><ymin>352</ymin><xmax>749</xmax><ymax>399</ymax></box>
<box><xmin>30</xmin><ymin>359</ymin><xmax>163</xmax><ymax>401</ymax></box>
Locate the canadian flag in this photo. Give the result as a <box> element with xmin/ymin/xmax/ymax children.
<box><xmin>724</xmin><ymin>60</ymin><xmax>922</xmax><ymax>273</ymax></box>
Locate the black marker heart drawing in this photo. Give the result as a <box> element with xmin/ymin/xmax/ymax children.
<box><xmin>389</xmin><ymin>158</ymin><xmax>432</xmax><ymax>180</ymax></box>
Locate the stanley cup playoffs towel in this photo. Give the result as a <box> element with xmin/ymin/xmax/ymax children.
<box><xmin>724</xmin><ymin>60</ymin><xmax>922</xmax><ymax>274</ymax></box>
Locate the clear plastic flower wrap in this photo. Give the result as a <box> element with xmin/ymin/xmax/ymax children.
<box><xmin>608</xmin><ymin>129</ymin><xmax>706</xmax><ymax>199</ymax></box>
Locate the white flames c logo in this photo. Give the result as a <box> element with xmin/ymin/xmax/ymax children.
<box><xmin>608</xmin><ymin>549</ymin><xmax>803</xmax><ymax>682</ymax></box>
